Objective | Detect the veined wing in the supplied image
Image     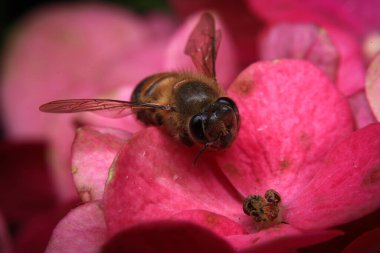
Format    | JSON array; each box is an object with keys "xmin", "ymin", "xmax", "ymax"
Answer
[
  {"xmin": 39, "ymin": 99, "xmax": 175, "ymax": 118},
  {"xmin": 185, "ymin": 12, "xmax": 221, "ymax": 80}
]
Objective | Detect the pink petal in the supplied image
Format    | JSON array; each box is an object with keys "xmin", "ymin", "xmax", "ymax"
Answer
[
  {"xmin": 259, "ymin": 22, "xmax": 339, "ymax": 82},
  {"xmin": 218, "ymin": 59, "xmax": 353, "ymax": 198},
  {"xmin": 330, "ymin": 0, "xmax": 380, "ymax": 37},
  {"xmin": 342, "ymin": 227, "xmax": 380, "ymax": 253},
  {"xmin": 248, "ymin": 0, "xmax": 366, "ymax": 96},
  {"xmin": 172, "ymin": 210, "xmax": 246, "ymax": 236},
  {"xmin": 72, "ymin": 127, "xmax": 131, "ymax": 202},
  {"xmin": 103, "ymin": 127, "xmax": 245, "ymax": 237},
  {"xmin": 164, "ymin": 12, "xmax": 238, "ymax": 88},
  {"xmin": 285, "ymin": 123, "xmax": 380, "ymax": 229},
  {"xmin": 328, "ymin": 26, "xmax": 366, "ymax": 96},
  {"xmin": 362, "ymin": 32, "xmax": 380, "ymax": 63},
  {"xmin": 45, "ymin": 202, "xmax": 106, "ymax": 253},
  {"xmin": 228, "ymin": 224, "xmax": 342, "ymax": 252},
  {"xmin": 366, "ymin": 53, "xmax": 380, "ymax": 121},
  {"xmin": 102, "ymin": 220, "xmax": 235, "ymax": 253},
  {"xmin": 2, "ymin": 3, "xmax": 161, "ymax": 139},
  {"xmin": 348, "ymin": 90, "xmax": 376, "ymax": 129}
]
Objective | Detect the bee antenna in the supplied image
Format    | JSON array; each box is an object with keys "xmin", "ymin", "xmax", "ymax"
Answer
[{"xmin": 192, "ymin": 142, "xmax": 212, "ymax": 165}]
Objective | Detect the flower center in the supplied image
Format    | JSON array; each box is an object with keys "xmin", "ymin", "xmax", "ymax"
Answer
[{"xmin": 243, "ymin": 189, "xmax": 282, "ymax": 227}]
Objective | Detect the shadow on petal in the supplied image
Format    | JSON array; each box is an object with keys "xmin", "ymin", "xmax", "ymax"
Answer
[{"xmin": 102, "ymin": 220, "xmax": 235, "ymax": 253}]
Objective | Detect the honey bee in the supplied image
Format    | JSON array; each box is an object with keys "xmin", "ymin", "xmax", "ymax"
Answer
[{"xmin": 39, "ymin": 13, "xmax": 240, "ymax": 162}]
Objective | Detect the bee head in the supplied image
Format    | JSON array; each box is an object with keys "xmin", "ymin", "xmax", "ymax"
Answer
[{"xmin": 189, "ymin": 97, "xmax": 240, "ymax": 154}]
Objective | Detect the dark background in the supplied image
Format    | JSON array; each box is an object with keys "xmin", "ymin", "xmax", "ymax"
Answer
[
  {"xmin": 0, "ymin": 0, "xmax": 170, "ymax": 34},
  {"xmin": 1, "ymin": 0, "xmax": 170, "ymax": 44}
]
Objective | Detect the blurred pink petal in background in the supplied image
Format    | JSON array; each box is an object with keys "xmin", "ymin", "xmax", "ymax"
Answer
[
  {"xmin": 1, "ymin": 3, "xmax": 176, "ymax": 201},
  {"xmin": 366, "ymin": 53, "xmax": 380, "ymax": 121}
]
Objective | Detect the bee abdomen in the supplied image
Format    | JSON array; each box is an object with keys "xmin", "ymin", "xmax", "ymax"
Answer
[{"xmin": 131, "ymin": 73, "xmax": 176, "ymax": 126}]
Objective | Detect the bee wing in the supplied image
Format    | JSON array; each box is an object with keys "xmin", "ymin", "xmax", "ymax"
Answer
[
  {"xmin": 185, "ymin": 12, "xmax": 221, "ymax": 80},
  {"xmin": 39, "ymin": 99, "xmax": 175, "ymax": 118}
]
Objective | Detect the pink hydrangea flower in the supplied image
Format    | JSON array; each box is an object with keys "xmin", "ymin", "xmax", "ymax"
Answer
[
  {"xmin": 258, "ymin": 22, "xmax": 339, "ymax": 82},
  {"xmin": 3, "ymin": 2, "xmax": 380, "ymax": 252},
  {"xmin": 45, "ymin": 59, "xmax": 380, "ymax": 252},
  {"xmin": 257, "ymin": 21, "xmax": 365, "ymax": 97}
]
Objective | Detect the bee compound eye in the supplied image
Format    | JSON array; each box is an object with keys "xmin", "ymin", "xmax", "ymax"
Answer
[
  {"xmin": 216, "ymin": 97, "xmax": 239, "ymax": 123},
  {"xmin": 189, "ymin": 113, "xmax": 207, "ymax": 143},
  {"xmin": 216, "ymin": 97, "xmax": 237, "ymax": 111}
]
